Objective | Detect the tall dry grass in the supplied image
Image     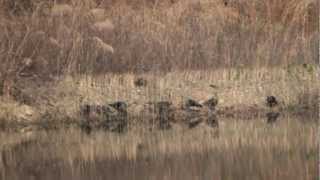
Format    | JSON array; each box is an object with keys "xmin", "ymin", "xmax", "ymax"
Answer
[
  {"xmin": 107, "ymin": 0, "xmax": 318, "ymax": 71},
  {"xmin": 0, "ymin": 2, "xmax": 318, "ymax": 178},
  {"xmin": 0, "ymin": 0, "xmax": 318, "ymax": 97}
]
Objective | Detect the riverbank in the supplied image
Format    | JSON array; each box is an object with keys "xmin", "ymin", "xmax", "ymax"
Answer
[{"xmin": 0, "ymin": 66, "xmax": 317, "ymax": 132}]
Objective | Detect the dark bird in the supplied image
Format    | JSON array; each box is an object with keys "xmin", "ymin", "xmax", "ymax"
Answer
[
  {"xmin": 266, "ymin": 112, "xmax": 280, "ymax": 124},
  {"xmin": 203, "ymin": 97, "xmax": 218, "ymax": 110},
  {"xmin": 109, "ymin": 101, "xmax": 128, "ymax": 112},
  {"xmin": 185, "ymin": 99, "xmax": 202, "ymax": 109},
  {"xmin": 209, "ymin": 84, "xmax": 219, "ymax": 89},
  {"xmin": 134, "ymin": 78, "xmax": 147, "ymax": 87},
  {"xmin": 266, "ymin": 96, "xmax": 278, "ymax": 108}
]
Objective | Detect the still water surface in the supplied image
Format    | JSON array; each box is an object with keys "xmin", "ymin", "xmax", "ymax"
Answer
[{"xmin": 0, "ymin": 116, "xmax": 317, "ymax": 180}]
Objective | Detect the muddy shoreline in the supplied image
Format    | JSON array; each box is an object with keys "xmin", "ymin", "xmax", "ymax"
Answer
[{"xmin": 0, "ymin": 103, "xmax": 316, "ymax": 133}]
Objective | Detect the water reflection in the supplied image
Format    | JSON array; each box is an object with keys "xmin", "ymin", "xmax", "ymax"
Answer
[{"xmin": 0, "ymin": 115, "xmax": 317, "ymax": 180}]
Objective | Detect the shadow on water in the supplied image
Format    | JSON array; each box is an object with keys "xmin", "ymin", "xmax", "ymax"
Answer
[{"xmin": 0, "ymin": 115, "xmax": 317, "ymax": 180}]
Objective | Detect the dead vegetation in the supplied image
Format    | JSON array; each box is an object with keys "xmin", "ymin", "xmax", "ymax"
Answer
[
  {"xmin": 0, "ymin": 1, "xmax": 318, "ymax": 179},
  {"xmin": 0, "ymin": 0, "xmax": 318, "ymax": 97}
]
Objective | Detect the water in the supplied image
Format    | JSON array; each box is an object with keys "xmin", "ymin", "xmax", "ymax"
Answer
[{"xmin": 0, "ymin": 116, "xmax": 317, "ymax": 180}]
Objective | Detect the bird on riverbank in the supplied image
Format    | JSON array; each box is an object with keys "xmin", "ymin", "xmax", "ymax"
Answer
[
  {"xmin": 266, "ymin": 96, "xmax": 278, "ymax": 108},
  {"xmin": 185, "ymin": 99, "xmax": 202, "ymax": 110},
  {"xmin": 265, "ymin": 96, "xmax": 280, "ymax": 124},
  {"xmin": 134, "ymin": 78, "xmax": 147, "ymax": 87},
  {"xmin": 109, "ymin": 101, "xmax": 128, "ymax": 113}
]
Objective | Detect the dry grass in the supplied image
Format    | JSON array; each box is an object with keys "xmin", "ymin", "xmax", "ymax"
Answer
[
  {"xmin": 0, "ymin": 65, "xmax": 317, "ymax": 124},
  {"xmin": 38, "ymin": 65, "xmax": 315, "ymax": 120},
  {"xmin": 0, "ymin": 0, "xmax": 318, "ymax": 96},
  {"xmin": 0, "ymin": 1, "xmax": 318, "ymax": 179}
]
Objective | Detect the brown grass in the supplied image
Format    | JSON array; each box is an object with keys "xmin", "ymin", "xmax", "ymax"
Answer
[
  {"xmin": 0, "ymin": 1, "xmax": 318, "ymax": 179},
  {"xmin": 0, "ymin": 0, "xmax": 318, "ymax": 107},
  {"xmin": 35, "ymin": 66, "xmax": 319, "ymax": 119},
  {"xmin": 0, "ymin": 0, "xmax": 318, "ymax": 93}
]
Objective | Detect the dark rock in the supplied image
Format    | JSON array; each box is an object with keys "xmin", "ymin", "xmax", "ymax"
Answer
[
  {"xmin": 134, "ymin": 78, "xmax": 147, "ymax": 87},
  {"xmin": 266, "ymin": 112, "xmax": 280, "ymax": 124},
  {"xmin": 207, "ymin": 114, "xmax": 219, "ymax": 128},
  {"xmin": 266, "ymin": 96, "xmax": 278, "ymax": 108},
  {"xmin": 203, "ymin": 97, "xmax": 218, "ymax": 110}
]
